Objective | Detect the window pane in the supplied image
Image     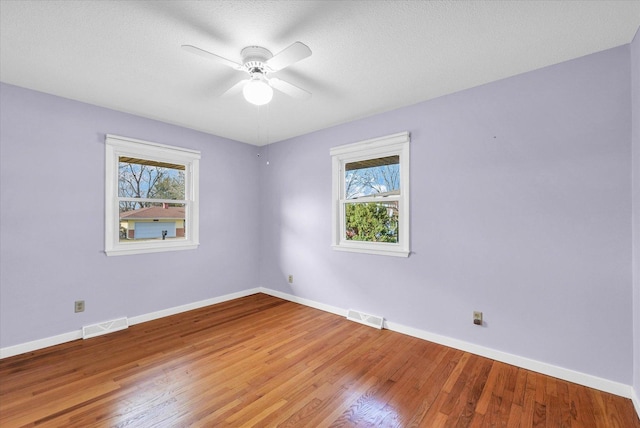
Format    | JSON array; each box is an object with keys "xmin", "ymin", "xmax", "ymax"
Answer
[
  {"xmin": 118, "ymin": 157, "xmax": 185, "ymax": 200},
  {"xmin": 344, "ymin": 156, "xmax": 400, "ymax": 199},
  {"xmin": 119, "ymin": 202, "xmax": 186, "ymax": 241},
  {"xmin": 345, "ymin": 201, "xmax": 398, "ymax": 243}
]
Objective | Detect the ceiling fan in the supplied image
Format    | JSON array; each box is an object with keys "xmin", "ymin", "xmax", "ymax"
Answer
[{"xmin": 182, "ymin": 41, "xmax": 312, "ymax": 106}]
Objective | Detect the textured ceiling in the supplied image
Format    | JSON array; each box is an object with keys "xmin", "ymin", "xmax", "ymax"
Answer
[{"xmin": 1, "ymin": 0, "xmax": 639, "ymax": 145}]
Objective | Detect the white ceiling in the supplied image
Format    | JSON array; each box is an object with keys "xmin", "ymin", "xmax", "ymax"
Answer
[{"xmin": 1, "ymin": 1, "xmax": 639, "ymax": 146}]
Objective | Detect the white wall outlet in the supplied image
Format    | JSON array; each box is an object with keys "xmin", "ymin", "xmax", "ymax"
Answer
[
  {"xmin": 287, "ymin": 274, "xmax": 293, "ymax": 284},
  {"xmin": 75, "ymin": 300, "xmax": 85, "ymax": 313},
  {"xmin": 473, "ymin": 311, "xmax": 483, "ymax": 325}
]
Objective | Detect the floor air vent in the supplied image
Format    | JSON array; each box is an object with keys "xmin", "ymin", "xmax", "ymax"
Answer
[
  {"xmin": 82, "ymin": 317, "xmax": 128, "ymax": 339},
  {"xmin": 346, "ymin": 309, "xmax": 384, "ymax": 329}
]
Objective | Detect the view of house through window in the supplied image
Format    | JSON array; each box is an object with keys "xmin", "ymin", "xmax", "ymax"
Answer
[
  {"xmin": 118, "ymin": 157, "xmax": 186, "ymax": 241},
  {"xmin": 344, "ymin": 156, "xmax": 400, "ymax": 243},
  {"xmin": 105, "ymin": 134, "xmax": 200, "ymax": 256}
]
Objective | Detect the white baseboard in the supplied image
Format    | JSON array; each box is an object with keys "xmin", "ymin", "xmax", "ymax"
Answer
[
  {"xmin": 128, "ymin": 288, "xmax": 261, "ymax": 326},
  {"xmin": 0, "ymin": 288, "xmax": 261, "ymax": 359},
  {"xmin": 0, "ymin": 330, "xmax": 83, "ymax": 360},
  {"xmin": 260, "ymin": 287, "xmax": 635, "ymax": 400},
  {"xmin": 384, "ymin": 320, "xmax": 632, "ymax": 398},
  {"xmin": 1, "ymin": 286, "xmax": 636, "ymax": 411},
  {"xmin": 259, "ymin": 288, "xmax": 347, "ymax": 318}
]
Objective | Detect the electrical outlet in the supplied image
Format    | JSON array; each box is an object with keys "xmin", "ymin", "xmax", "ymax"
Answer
[
  {"xmin": 473, "ymin": 311, "xmax": 483, "ymax": 325},
  {"xmin": 75, "ymin": 300, "xmax": 85, "ymax": 313},
  {"xmin": 288, "ymin": 274, "xmax": 293, "ymax": 284}
]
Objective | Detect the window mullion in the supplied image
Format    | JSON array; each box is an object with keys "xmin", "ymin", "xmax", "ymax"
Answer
[
  {"xmin": 118, "ymin": 197, "xmax": 189, "ymax": 204},
  {"xmin": 342, "ymin": 196, "xmax": 401, "ymax": 204}
]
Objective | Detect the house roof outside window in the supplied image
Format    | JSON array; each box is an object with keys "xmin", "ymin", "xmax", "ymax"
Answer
[{"xmin": 120, "ymin": 205, "xmax": 185, "ymax": 220}]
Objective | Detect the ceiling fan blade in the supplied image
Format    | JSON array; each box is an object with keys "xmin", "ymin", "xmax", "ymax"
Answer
[
  {"xmin": 268, "ymin": 78, "xmax": 312, "ymax": 100},
  {"xmin": 222, "ymin": 79, "xmax": 249, "ymax": 97},
  {"xmin": 266, "ymin": 42, "xmax": 311, "ymax": 71},
  {"xmin": 182, "ymin": 45, "xmax": 243, "ymax": 70}
]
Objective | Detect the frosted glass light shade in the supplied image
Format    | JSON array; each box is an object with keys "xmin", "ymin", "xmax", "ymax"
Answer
[{"xmin": 243, "ymin": 80, "xmax": 273, "ymax": 106}]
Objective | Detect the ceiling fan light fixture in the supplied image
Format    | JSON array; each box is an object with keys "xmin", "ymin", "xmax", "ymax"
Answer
[
  {"xmin": 183, "ymin": 41, "xmax": 311, "ymax": 105},
  {"xmin": 243, "ymin": 79, "xmax": 273, "ymax": 106}
]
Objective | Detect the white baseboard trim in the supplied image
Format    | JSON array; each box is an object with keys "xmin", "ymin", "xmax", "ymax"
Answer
[
  {"xmin": 1, "ymin": 286, "xmax": 636, "ymax": 410},
  {"xmin": 128, "ymin": 288, "xmax": 261, "ymax": 326},
  {"xmin": 0, "ymin": 288, "xmax": 262, "ymax": 360},
  {"xmin": 261, "ymin": 287, "xmax": 635, "ymax": 400},
  {"xmin": 384, "ymin": 320, "xmax": 632, "ymax": 399},
  {"xmin": 259, "ymin": 288, "xmax": 347, "ymax": 317},
  {"xmin": 0, "ymin": 330, "xmax": 82, "ymax": 360}
]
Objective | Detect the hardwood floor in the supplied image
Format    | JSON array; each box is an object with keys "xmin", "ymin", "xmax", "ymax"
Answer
[{"xmin": 0, "ymin": 294, "xmax": 638, "ymax": 427}]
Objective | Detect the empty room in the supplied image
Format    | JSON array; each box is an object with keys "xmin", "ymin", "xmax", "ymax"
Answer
[{"xmin": 1, "ymin": 1, "xmax": 640, "ymax": 426}]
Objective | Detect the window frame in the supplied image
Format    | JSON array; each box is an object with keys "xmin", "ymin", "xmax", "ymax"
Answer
[
  {"xmin": 331, "ymin": 131, "xmax": 410, "ymax": 257},
  {"xmin": 104, "ymin": 134, "xmax": 200, "ymax": 256}
]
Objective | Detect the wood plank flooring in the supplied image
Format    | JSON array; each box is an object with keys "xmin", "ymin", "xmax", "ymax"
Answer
[{"xmin": 0, "ymin": 293, "xmax": 638, "ymax": 427}]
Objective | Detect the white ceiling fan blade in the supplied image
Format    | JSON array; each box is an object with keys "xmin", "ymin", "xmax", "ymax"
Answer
[
  {"xmin": 222, "ymin": 79, "xmax": 249, "ymax": 97},
  {"xmin": 268, "ymin": 78, "xmax": 312, "ymax": 100},
  {"xmin": 182, "ymin": 45, "xmax": 243, "ymax": 70},
  {"xmin": 266, "ymin": 42, "xmax": 311, "ymax": 71}
]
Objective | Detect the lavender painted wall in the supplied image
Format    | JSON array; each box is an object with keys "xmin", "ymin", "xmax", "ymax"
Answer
[
  {"xmin": 0, "ymin": 83, "xmax": 261, "ymax": 348},
  {"xmin": 631, "ymin": 27, "xmax": 640, "ymax": 405},
  {"xmin": 0, "ymin": 42, "xmax": 636, "ymax": 394},
  {"xmin": 259, "ymin": 46, "xmax": 633, "ymax": 384}
]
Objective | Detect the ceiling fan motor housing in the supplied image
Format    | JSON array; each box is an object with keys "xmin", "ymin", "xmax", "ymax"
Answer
[{"xmin": 241, "ymin": 46, "xmax": 273, "ymax": 75}]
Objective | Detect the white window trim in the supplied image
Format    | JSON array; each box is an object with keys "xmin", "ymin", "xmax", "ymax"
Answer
[
  {"xmin": 331, "ymin": 131, "xmax": 410, "ymax": 257},
  {"xmin": 105, "ymin": 134, "xmax": 200, "ymax": 256}
]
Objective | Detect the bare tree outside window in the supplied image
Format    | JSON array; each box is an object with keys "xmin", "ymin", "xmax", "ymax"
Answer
[{"xmin": 118, "ymin": 158, "xmax": 185, "ymax": 212}]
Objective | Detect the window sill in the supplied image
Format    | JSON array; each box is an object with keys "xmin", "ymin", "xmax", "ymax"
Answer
[
  {"xmin": 331, "ymin": 244, "xmax": 410, "ymax": 258},
  {"xmin": 105, "ymin": 242, "xmax": 199, "ymax": 257}
]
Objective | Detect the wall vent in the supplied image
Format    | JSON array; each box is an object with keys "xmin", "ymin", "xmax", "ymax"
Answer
[
  {"xmin": 346, "ymin": 309, "xmax": 384, "ymax": 329},
  {"xmin": 82, "ymin": 317, "xmax": 128, "ymax": 339}
]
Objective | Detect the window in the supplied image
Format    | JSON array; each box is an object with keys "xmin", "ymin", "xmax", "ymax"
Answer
[
  {"xmin": 105, "ymin": 134, "xmax": 200, "ymax": 256},
  {"xmin": 331, "ymin": 132, "xmax": 410, "ymax": 257}
]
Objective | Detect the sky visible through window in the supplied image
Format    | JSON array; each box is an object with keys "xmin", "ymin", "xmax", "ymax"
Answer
[{"xmin": 345, "ymin": 157, "xmax": 400, "ymax": 199}]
